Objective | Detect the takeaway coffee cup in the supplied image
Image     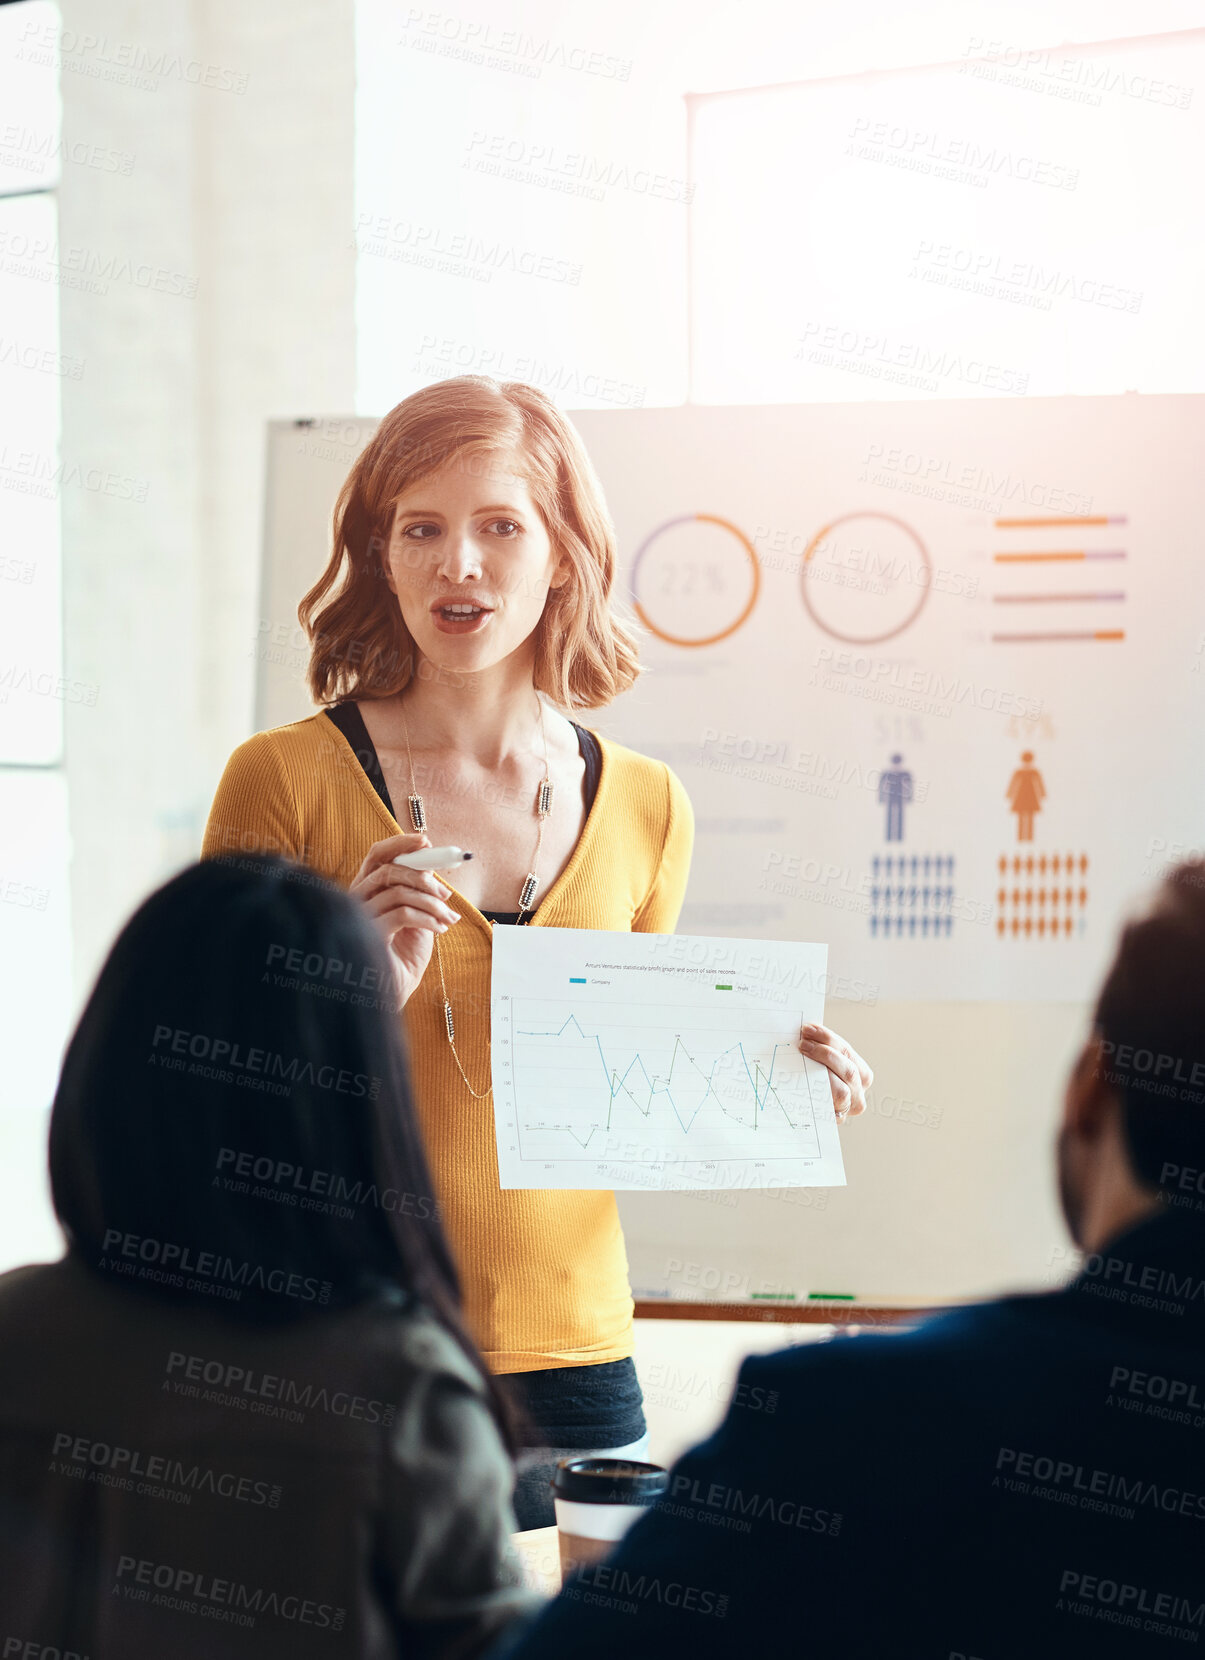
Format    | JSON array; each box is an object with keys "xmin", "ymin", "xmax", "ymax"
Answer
[{"xmin": 552, "ymin": 1458, "xmax": 669, "ymax": 1583}]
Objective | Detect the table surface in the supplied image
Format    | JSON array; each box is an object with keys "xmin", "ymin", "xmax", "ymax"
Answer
[{"xmin": 510, "ymin": 1526, "xmax": 563, "ymax": 1597}]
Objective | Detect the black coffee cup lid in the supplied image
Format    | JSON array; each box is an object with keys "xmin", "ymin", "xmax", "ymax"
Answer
[{"xmin": 551, "ymin": 1457, "xmax": 669, "ymax": 1504}]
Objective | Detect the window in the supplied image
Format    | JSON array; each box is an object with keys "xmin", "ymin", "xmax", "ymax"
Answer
[
  {"xmin": 689, "ymin": 33, "xmax": 1205, "ymax": 402},
  {"xmin": 354, "ymin": 0, "xmax": 689, "ymax": 414}
]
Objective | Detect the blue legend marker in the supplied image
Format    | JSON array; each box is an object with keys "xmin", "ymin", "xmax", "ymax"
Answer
[{"xmin": 569, "ymin": 977, "xmax": 587, "ymax": 984}]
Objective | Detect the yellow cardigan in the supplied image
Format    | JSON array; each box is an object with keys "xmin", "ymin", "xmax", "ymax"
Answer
[{"xmin": 201, "ymin": 711, "xmax": 694, "ymax": 1373}]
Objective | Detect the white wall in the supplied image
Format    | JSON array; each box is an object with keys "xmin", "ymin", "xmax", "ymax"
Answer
[{"xmin": 58, "ymin": 0, "xmax": 357, "ymax": 1008}]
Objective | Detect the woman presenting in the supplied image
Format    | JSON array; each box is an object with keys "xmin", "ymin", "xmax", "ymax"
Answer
[{"xmin": 203, "ymin": 377, "xmax": 873, "ymax": 1527}]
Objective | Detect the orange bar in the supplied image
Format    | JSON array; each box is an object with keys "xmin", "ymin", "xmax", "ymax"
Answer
[
  {"xmin": 994, "ymin": 551, "xmax": 1086, "ymax": 562},
  {"xmin": 994, "ymin": 515, "xmax": 1121, "ymax": 528}
]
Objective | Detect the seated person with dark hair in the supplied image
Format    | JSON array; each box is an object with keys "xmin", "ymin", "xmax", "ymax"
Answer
[
  {"xmin": 500, "ymin": 860, "xmax": 1205, "ymax": 1659},
  {"xmin": 0, "ymin": 854, "xmax": 536, "ymax": 1659}
]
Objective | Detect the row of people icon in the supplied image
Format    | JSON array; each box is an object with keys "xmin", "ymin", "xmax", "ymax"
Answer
[
  {"xmin": 871, "ymin": 854, "xmax": 954, "ymax": 878},
  {"xmin": 1000, "ymin": 914, "xmax": 1084, "ymax": 938},
  {"xmin": 872, "ymin": 913, "xmax": 953, "ymax": 937},
  {"xmin": 1000, "ymin": 887, "xmax": 1088, "ymax": 909},
  {"xmin": 872, "ymin": 885, "xmax": 955, "ymax": 909},
  {"xmin": 999, "ymin": 852, "xmax": 1089, "ymax": 877}
]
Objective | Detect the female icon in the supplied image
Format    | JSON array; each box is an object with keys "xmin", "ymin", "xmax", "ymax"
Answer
[{"xmin": 1007, "ymin": 751, "xmax": 1046, "ymax": 842}]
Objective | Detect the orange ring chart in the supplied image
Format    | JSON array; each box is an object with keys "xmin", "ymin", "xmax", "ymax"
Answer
[
  {"xmin": 628, "ymin": 514, "xmax": 761, "ymax": 648},
  {"xmin": 800, "ymin": 512, "xmax": 932, "ymax": 645}
]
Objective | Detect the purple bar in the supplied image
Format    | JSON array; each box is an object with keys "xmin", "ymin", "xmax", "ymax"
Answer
[{"xmin": 992, "ymin": 593, "xmax": 1125, "ymax": 604}]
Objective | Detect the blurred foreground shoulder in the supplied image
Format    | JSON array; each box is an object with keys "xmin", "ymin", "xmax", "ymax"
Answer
[{"xmin": 380, "ymin": 1307, "xmax": 541, "ymax": 1658}]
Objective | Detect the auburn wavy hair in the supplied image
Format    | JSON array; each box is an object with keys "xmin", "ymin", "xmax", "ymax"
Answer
[{"xmin": 299, "ymin": 377, "xmax": 643, "ymax": 711}]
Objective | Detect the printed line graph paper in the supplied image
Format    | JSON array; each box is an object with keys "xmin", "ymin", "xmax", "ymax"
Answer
[
  {"xmin": 511, "ymin": 1006, "xmax": 820, "ymax": 1158},
  {"xmin": 491, "ymin": 928, "xmax": 845, "ymax": 1191}
]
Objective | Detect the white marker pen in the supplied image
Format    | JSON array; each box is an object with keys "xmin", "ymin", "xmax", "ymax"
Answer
[{"xmin": 392, "ymin": 845, "xmax": 474, "ymax": 872}]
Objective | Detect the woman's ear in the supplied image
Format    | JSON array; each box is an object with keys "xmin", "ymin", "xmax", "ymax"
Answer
[
  {"xmin": 1064, "ymin": 1033, "xmax": 1115, "ymax": 1142},
  {"xmin": 366, "ymin": 525, "xmax": 397, "ymax": 594}
]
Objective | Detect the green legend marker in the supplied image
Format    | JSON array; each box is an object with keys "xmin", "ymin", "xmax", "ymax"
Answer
[
  {"xmin": 808, "ymin": 1293, "xmax": 856, "ymax": 1302},
  {"xmin": 715, "ymin": 983, "xmax": 732, "ymax": 990},
  {"xmin": 751, "ymin": 1291, "xmax": 796, "ymax": 1301}
]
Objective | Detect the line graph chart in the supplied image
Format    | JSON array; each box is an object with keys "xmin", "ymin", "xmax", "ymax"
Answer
[
  {"xmin": 509, "ymin": 1006, "xmax": 820, "ymax": 1156},
  {"xmin": 491, "ymin": 928, "xmax": 845, "ymax": 1190}
]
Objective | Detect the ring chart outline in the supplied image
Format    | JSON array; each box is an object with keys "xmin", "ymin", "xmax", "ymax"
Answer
[
  {"xmin": 629, "ymin": 514, "xmax": 761, "ymax": 648},
  {"xmin": 800, "ymin": 511, "xmax": 932, "ymax": 645}
]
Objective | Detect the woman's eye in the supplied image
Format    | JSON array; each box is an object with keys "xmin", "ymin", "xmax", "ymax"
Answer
[
  {"xmin": 401, "ymin": 523, "xmax": 439, "ymax": 540},
  {"xmin": 489, "ymin": 519, "xmax": 520, "ymax": 537}
]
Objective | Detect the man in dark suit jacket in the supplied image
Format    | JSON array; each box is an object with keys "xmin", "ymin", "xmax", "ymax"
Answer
[{"xmin": 501, "ymin": 860, "xmax": 1205, "ymax": 1659}]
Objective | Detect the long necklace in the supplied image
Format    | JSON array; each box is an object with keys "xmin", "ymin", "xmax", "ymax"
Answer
[{"xmin": 399, "ymin": 694, "xmax": 554, "ymax": 1099}]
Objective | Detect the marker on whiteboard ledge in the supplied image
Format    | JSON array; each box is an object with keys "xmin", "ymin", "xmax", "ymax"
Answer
[{"xmin": 393, "ymin": 846, "xmax": 473, "ymax": 871}]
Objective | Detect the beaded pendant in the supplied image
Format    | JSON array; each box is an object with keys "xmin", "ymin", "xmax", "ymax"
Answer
[{"xmin": 408, "ymin": 794, "xmax": 426, "ymax": 832}]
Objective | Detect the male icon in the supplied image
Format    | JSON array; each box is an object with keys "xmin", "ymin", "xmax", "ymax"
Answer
[
  {"xmin": 878, "ymin": 754, "xmax": 913, "ymax": 843},
  {"xmin": 1007, "ymin": 751, "xmax": 1046, "ymax": 842}
]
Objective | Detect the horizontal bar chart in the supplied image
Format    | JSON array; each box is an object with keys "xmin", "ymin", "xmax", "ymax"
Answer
[
  {"xmin": 991, "ymin": 629, "xmax": 1125, "ymax": 643},
  {"xmin": 993, "ymin": 550, "xmax": 1126, "ymax": 563},
  {"xmin": 993, "ymin": 514, "xmax": 1128, "ymax": 528},
  {"xmin": 992, "ymin": 592, "xmax": 1124, "ymax": 604}
]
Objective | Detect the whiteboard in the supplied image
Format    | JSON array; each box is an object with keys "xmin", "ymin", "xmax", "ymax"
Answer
[
  {"xmin": 256, "ymin": 398, "xmax": 1204, "ymax": 1304},
  {"xmin": 571, "ymin": 397, "xmax": 1205, "ymax": 1003},
  {"xmin": 257, "ymin": 418, "xmax": 381, "ymax": 733}
]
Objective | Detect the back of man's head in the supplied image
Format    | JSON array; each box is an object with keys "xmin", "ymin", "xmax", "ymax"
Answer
[{"xmin": 1095, "ymin": 859, "xmax": 1205, "ymax": 1198}]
